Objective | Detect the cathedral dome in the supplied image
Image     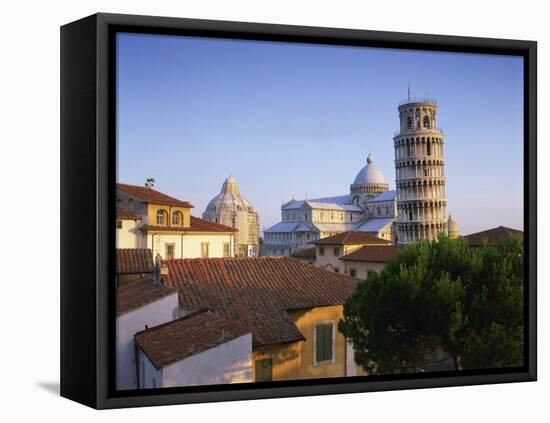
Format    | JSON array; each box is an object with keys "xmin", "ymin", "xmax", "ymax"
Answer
[{"xmin": 353, "ymin": 154, "xmax": 387, "ymax": 185}]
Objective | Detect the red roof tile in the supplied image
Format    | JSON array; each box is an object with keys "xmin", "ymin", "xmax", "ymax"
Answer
[
  {"xmin": 135, "ymin": 309, "xmax": 250, "ymax": 368},
  {"xmin": 139, "ymin": 216, "xmax": 237, "ymax": 234},
  {"xmin": 116, "ymin": 248, "xmax": 154, "ymax": 274},
  {"xmin": 310, "ymin": 231, "xmax": 392, "ymax": 246},
  {"xmin": 117, "ymin": 183, "xmax": 194, "ymax": 208},
  {"xmin": 116, "ymin": 208, "xmax": 140, "ymax": 220},
  {"xmin": 463, "ymin": 226, "xmax": 523, "ymax": 247},
  {"xmin": 116, "ymin": 276, "xmax": 177, "ymax": 316},
  {"xmin": 164, "ymin": 257, "xmax": 357, "ymax": 347},
  {"xmin": 340, "ymin": 245, "xmax": 403, "ymax": 263}
]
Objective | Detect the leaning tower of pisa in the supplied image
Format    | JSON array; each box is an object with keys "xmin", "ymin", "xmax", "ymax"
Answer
[{"xmin": 393, "ymin": 97, "xmax": 448, "ymax": 244}]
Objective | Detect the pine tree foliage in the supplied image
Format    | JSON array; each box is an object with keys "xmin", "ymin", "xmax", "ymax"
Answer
[{"xmin": 338, "ymin": 235, "xmax": 524, "ymax": 374}]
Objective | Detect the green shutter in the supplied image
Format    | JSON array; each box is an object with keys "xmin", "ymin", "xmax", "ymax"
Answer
[
  {"xmin": 316, "ymin": 324, "xmax": 333, "ymax": 362},
  {"xmin": 255, "ymin": 359, "xmax": 272, "ymax": 382}
]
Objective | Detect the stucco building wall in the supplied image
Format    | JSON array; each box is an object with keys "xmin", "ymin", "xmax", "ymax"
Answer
[
  {"xmin": 116, "ymin": 293, "xmax": 179, "ymax": 390},
  {"xmin": 138, "ymin": 232, "xmax": 234, "ymax": 259},
  {"xmin": 116, "ymin": 219, "xmax": 140, "ymax": 248},
  {"xmin": 343, "ymin": 260, "xmax": 385, "ymax": 280},
  {"xmin": 158, "ymin": 333, "xmax": 253, "ymax": 387},
  {"xmin": 251, "ymin": 305, "xmax": 352, "ymax": 382}
]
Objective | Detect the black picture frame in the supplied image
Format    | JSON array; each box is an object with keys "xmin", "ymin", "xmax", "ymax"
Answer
[{"xmin": 60, "ymin": 12, "xmax": 537, "ymax": 409}]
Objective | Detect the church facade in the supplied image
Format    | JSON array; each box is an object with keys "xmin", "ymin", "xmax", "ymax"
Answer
[{"xmin": 262, "ymin": 96, "xmax": 456, "ymax": 256}]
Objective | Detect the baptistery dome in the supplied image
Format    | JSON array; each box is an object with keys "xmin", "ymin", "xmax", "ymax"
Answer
[
  {"xmin": 203, "ymin": 176, "xmax": 260, "ymax": 257},
  {"xmin": 204, "ymin": 176, "xmax": 254, "ymax": 214}
]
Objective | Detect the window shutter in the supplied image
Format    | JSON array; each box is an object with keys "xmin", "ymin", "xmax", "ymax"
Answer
[
  {"xmin": 316, "ymin": 323, "xmax": 333, "ymax": 362},
  {"xmin": 255, "ymin": 359, "xmax": 272, "ymax": 382}
]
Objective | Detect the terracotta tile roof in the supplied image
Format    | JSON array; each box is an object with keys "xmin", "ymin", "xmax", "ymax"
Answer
[
  {"xmin": 340, "ymin": 245, "xmax": 403, "ymax": 263},
  {"xmin": 189, "ymin": 216, "xmax": 238, "ymax": 233},
  {"xmin": 117, "ymin": 183, "xmax": 194, "ymax": 208},
  {"xmin": 290, "ymin": 247, "xmax": 316, "ymax": 259},
  {"xmin": 116, "ymin": 208, "xmax": 140, "ymax": 220},
  {"xmin": 463, "ymin": 226, "xmax": 523, "ymax": 247},
  {"xmin": 116, "ymin": 276, "xmax": 177, "ymax": 316},
  {"xmin": 164, "ymin": 257, "xmax": 357, "ymax": 347},
  {"xmin": 310, "ymin": 231, "xmax": 392, "ymax": 246},
  {"xmin": 139, "ymin": 216, "xmax": 237, "ymax": 234},
  {"xmin": 116, "ymin": 248, "xmax": 154, "ymax": 274},
  {"xmin": 135, "ymin": 309, "xmax": 250, "ymax": 368}
]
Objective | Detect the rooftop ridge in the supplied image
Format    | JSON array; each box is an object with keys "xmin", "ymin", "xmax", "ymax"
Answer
[{"xmin": 134, "ymin": 307, "xmax": 210, "ymax": 337}]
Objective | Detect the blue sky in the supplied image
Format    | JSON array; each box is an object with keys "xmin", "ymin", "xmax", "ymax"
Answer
[{"xmin": 116, "ymin": 33, "xmax": 524, "ymax": 235}]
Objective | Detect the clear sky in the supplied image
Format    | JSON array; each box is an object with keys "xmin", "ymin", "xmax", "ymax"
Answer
[{"xmin": 116, "ymin": 32, "xmax": 524, "ymax": 235}]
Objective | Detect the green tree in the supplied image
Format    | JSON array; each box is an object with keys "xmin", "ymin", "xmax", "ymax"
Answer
[{"xmin": 338, "ymin": 235, "xmax": 524, "ymax": 374}]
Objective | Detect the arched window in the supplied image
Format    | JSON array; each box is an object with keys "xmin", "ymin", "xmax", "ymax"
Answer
[
  {"xmin": 156, "ymin": 209, "xmax": 168, "ymax": 225},
  {"xmin": 128, "ymin": 198, "xmax": 134, "ymax": 209},
  {"xmin": 423, "ymin": 115, "xmax": 431, "ymax": 129},
  {"xmin": 172, "ymin": 211, "xmax": 183, "ymax": 226},
  {"xmin": 407, "ymin": 116, "xmax": 413, "ymax": 129},
  {"xmin": 427, "ymin": 141, "xmax": 431, "ymax": 156}
]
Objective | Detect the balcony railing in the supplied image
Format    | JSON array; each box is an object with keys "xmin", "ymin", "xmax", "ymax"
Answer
[
  {"xmin": 394, "ymin": 127, "xmax": 444, "ymax": 137},
  {"xmin": 399, "ymin": 97, "xmax": 438, "ymax": 106}
]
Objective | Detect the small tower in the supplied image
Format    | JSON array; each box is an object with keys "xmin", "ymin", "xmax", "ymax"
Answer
[
  {"xmin": 394, "ymin": 96, "xmax": 448, "ymax": 244},
  {"xmin": 448, "ymin": 215, "xmax": 460, "ymax": 239}
]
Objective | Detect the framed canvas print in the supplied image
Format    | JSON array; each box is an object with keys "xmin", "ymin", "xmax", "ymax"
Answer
[{"xmin": 60, "ymin": 13, "xmax": 537, "ymax": 409}]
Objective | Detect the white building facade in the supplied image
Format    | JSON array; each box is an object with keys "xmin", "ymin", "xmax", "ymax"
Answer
[{"xmin": 116, "ymin": 281, "xmax": 179, "ymax": 390}]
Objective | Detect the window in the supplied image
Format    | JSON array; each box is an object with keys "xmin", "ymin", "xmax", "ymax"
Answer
[
  {"xmin": 201, "ymin": 242, "xmax": 210, "ymax": 258},
  {"xmin": 116, "ymin": 220, "xmax": 122, "ymax": 229},
  {"xmin": 367, "ymin": 270, "xmax": 376, "ymax": 278},
  {"xmin": 255, "ymin": 359, "xmax": 272, "ymax": 382},
  {"xmin": 334, "ymin": 267, "xmax": 340, "ymax": 273},
  {"xmin": 223, "ymin": 242, "xmax": 230, "ymax": 257},
  {"xmin": 315, "ymin": 323, "xmax": 334, "ymax": 363},
  {"xmin": 333, "ymin": 247, "xmax": 340, "ymax": 256},
  {"xmin": 165, "ymin": 243, "xmax": 175, "ymax": 260},
  {"xmin": 128, "ymin": 198, "xmax": 134, "ymax": 209},
  {"xmin": 319, "ymin": 247, "xmax": 325, "ymax": 256},
  {"xmin": 172, "ymin": 211, "xmax": 183, "ymax": 226},
  {"xmin": 350, "ymin": 268, "xmax": 357, "ymax": 277},
  {"xmin": 156, "ymin": 209, "xmax": 167, "ymax": 225},
  {"xmin": 407, "ymin": 115, "xmax": 413, "ymax": 128},
  {"xmin": 427, "ymin": 141, "xmax": 431, "ymax": 155}
]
